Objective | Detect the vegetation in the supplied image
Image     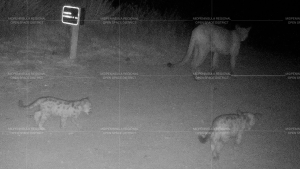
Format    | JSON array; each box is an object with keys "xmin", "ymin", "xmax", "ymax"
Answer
[{"xmin": 0, "ymin": 0, "xmax": 188, "ymax": 65}]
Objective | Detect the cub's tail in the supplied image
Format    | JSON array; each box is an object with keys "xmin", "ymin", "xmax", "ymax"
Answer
[
  {"xmin": 18, "ymin": 100, "xmax": 26, "ymax": 108},
  {"xmin": 18, "ymin": 99, "xmax": 39, "ymax": 110},
  {"xmin": 198, "ymin": 130, "xmax": 212, "ymax": 144}
]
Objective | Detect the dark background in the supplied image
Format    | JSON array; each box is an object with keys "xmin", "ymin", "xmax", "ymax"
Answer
[{"xmin": 112, "ymin": 0, "xmax": 300, "ymax": 58}]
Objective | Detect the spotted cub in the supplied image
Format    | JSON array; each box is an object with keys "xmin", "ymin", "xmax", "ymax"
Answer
[
  {"xmin": 18, "ymin": 96, "xmax": 91, "ymax": 130},
  {"xmin": 198, "ymin": 109, "xmax": 262, "ymax": 160}
]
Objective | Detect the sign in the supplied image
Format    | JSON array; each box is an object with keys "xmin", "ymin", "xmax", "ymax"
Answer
[{"xmin": 62, "ymin": 5, "xmax": 80, "ymax": 25}]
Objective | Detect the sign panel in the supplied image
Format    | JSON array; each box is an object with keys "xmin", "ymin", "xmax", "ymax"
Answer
[{"xmin": 62, "ymin": 5, "xmax": 80, "ymax": 25}]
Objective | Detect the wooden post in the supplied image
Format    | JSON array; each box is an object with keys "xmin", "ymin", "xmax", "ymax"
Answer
[{"xmin": 69, "ymin": 24, "xmax": 79, "ymax": 60}]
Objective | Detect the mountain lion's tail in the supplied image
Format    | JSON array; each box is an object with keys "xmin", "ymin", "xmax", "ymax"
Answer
[
  {"xmin": 198, "ymin": 130, "xmax": 212, "ymax": 144},
  {"xmin": 167, "ymin": 33, "xmax": 196, "ymax": 68}
]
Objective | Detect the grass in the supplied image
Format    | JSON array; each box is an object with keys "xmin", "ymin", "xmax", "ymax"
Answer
[{"xmin": 0, "ymin": 0, "xmax": 190, "ymax": 66}]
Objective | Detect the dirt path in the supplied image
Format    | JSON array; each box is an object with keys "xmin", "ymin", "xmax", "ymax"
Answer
[{"xmin": 0, "ymin": 57, "xmax": 300, "ymax": 169}]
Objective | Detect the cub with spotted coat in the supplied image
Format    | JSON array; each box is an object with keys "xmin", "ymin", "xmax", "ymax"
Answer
[
  {"xmin": 198, "ymin": 109, "xmax": 261, "ymax": 160},
  {"xmin": 18, "ymin": 96, "xmax": 91, "ymax": 130}
]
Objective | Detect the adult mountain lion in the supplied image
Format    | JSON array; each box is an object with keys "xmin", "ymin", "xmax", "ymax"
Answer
[{"xmin": 167, "ymin": 24, "xmax": 251, "ymax": 75}]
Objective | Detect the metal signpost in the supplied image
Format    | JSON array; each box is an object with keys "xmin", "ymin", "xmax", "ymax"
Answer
[{"xmin": 62, "ymin": 5, "xmax": 81, "ymax": 60}]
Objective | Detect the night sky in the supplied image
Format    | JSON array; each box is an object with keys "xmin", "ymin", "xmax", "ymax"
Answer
[{"xmin": 112, "ymin": 0, "xmax": 300, "ymax": 56}]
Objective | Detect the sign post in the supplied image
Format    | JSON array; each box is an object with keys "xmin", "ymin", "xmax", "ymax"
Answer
[
  {"xmin": 62, "ymin": 5, "xmax": 81, "ymax": 60},
  {"xmin": 69, "ymin": 24, "xmax": 79, "ymax": 60}
]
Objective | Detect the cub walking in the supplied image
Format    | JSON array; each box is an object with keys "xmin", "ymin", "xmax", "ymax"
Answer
[
  {"xmin": 18, "ymin": 96, "xmax": 91, "ymax": 130},
  {"xmin": 198, "ymin": 110, "xmax": 261, "ymax": 160}
]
